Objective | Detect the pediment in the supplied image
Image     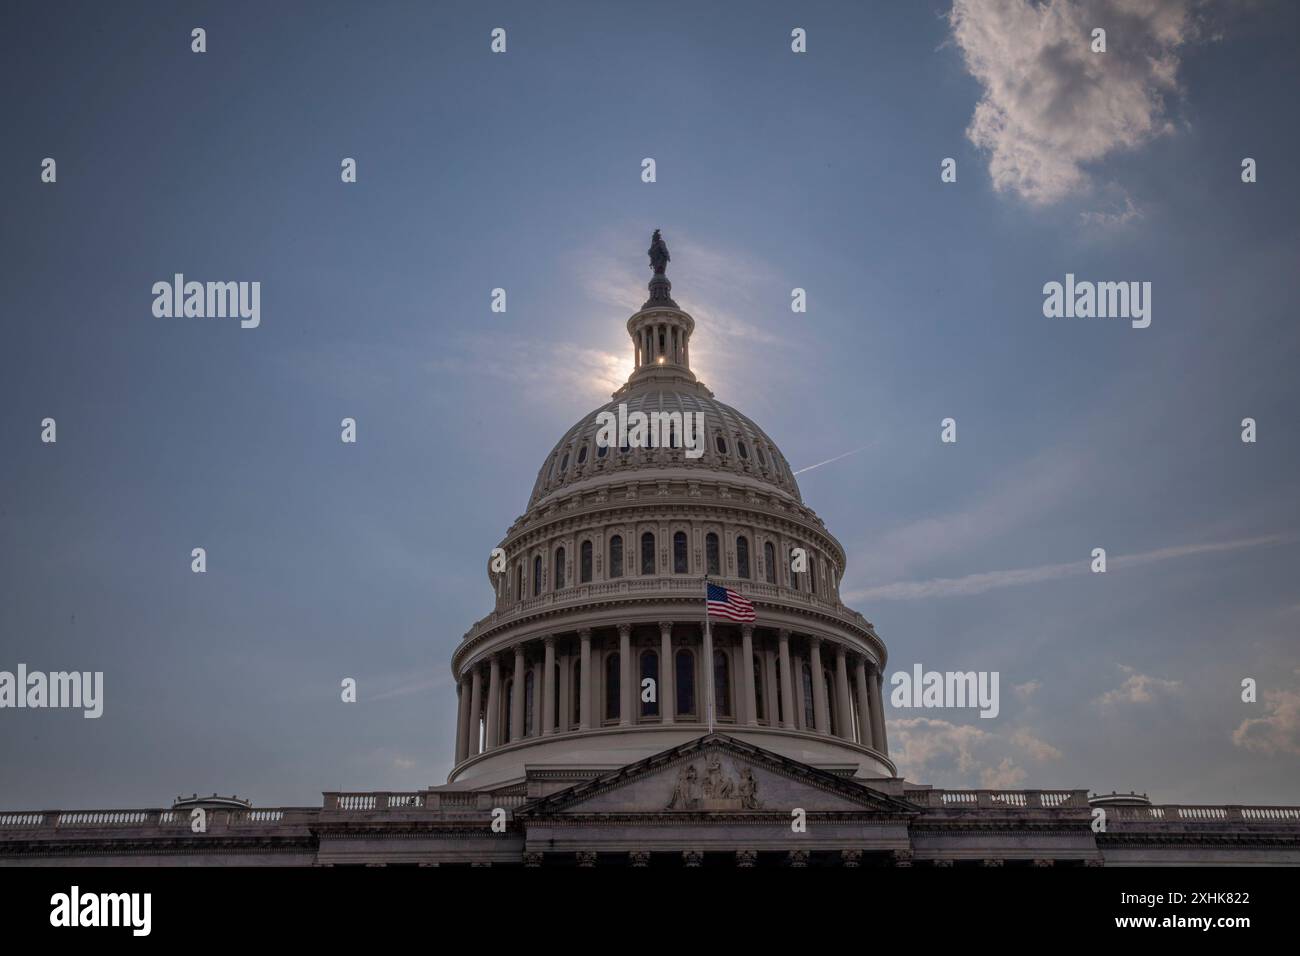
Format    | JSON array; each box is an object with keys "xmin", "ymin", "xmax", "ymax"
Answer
[{"xmin": 517, "ymin": 734, "xmax": 918, "ymax": 818}]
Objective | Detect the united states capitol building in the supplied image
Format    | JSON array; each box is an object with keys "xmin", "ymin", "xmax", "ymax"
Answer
[{"xmin": 3, "ymin": 235, "xmax": 1297, "ymax": 868}]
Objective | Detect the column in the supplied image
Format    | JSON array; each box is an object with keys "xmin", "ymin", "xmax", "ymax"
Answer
[
  {"xmin": 834, "ymin": 644, "xmax": 853, "ymax": 740},
  {"xmin": 740, "ymin": 625, "xmax": 757, "ymax": 726},
  {"xmin": 467, "ymin": 665, "xmax": 483, "ymax": 756},
  {"xmin": 579, "ymin": 629, "xmax": 592, "ymax": 730},
  {"xmin": 454, "ymin": 676, "xmax": 470, "ymax": 763},
  {"xmin": 762, "ymin": 647, "xmax": 779, "ymax": 725},
  {"xmin": 870, "ymin": 664, "xmax": 889, "ymax": 753},
  {"xmin": 854, "ymin": 657, "xmax": 874, "ymax": 748},
  {"xmin": 659, "ymin": 622, "xmax": 675, "ymax": 725},
  {"xmin": 511, "ymin": 645, "xmax": 526, "ymax": 742},
  {"xmin": 485, "ymin": 655, "xmax": 502, "ymax": 749},
  {"xmin": 619, "ymin": 624, "xmax": 633, "ymax": 726},
  {"xmin": 531, "ymin": 661, "xmax": 543, "ymax": 735},
  {"xmin": 542, "ymin": 636, "xmax": 556, "ymax": 736},
  {"xmin": 777, "ymin": 630, "xmax": 795, "ymax": 729},
  {"xmin": 809, "ymin": 637, "xmax": 829, "ymax": 734},
  {"xmin": 558, "ymin": 647, "xmax": 571, "ymax": 733}
]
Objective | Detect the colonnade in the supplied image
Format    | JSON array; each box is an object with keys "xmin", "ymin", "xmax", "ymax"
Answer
[{"xmin": 453, "ymin": 623, "xmax": 888, "ymax": 764}]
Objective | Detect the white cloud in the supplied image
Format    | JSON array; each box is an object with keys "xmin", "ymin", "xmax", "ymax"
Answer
[
  {"xmin": 1095, "ymin": 664, "xmax": 1182, "ymax": 708},
  {"xmin": 949, "ymin": 0, "xmax": 1206, "ymax": 204},
  {"xmin": 1233, "ymin": 678, "xmax": 1300, "ymax": 756},
  {"xmin": 1014, "ymin": 680, "xmax": 1042, "ymax": 700},
  {"xmin": 889, "ymin": 717, "xmax": 1062, "ymax": 787}
]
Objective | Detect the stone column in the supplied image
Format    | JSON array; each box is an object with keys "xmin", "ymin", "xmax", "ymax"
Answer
[
  {"xmin": 454, "ymin": 676, "xmax": 470, "ymax": 763},
  {"xmin": 659, "ymin": 622, "xmax": 675, "ymax": 725},
  {"xmin": 808, "ymin": 637, "xmax": 829, "ymax": 734},
  {"xmin": 541, "ymin": 636, "xmax": 556, "ymax": 736},
  {"xmin": 467, "ymin": 665, "xmax": 483, "ymax": 757},
  {"xmin": 559, "ymin": 647, "xmax": 571, "ymax": 732},
  {"xmin": 834, "ymin": 644, "xmax": 853, "ymax": 740},
  {"xmin": 619, "ymin": 624, "xmax": 633, "ymax": 725},
  {"xmin": 854, "ymin": 657, "xmax": 874, "ymax": 748},
  {"xmin": 870, "ymin": 664, "xmax": 888, "ymax": 753},
  {"xmin": 510, "ymin": 645, "xmax": 526, "ymax": 742},
  {"xmin": 531, "ymin": 661, "xmax": 543, "ymax": 736},
  {"xmin": 740, "ymin": 625, "xmax": 757, "ymax": 726},
  {"xmin": 579, "ymin": 629, "xmax": 592, "ymax": 730},
  {"xmin": 777, "ymin": 630, "xmax": 795, "ymax": 729},
  {"xmin": 762, "ymin": 647, "xmax": 778, "ymax": 725},
  {"xmin": 485, "ymin": 654, "xmax": 502, "ymax": 749}
]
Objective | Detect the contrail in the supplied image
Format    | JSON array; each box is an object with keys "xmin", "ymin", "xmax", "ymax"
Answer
[{"xmin": 793, "ymin": 445, "xmax": 871, "ymax": 476}]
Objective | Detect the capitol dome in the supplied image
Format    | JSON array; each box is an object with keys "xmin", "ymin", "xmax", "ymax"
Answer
[{"xmin": 448, "ymin": 232, "xmax": 893, "ymax": 789}]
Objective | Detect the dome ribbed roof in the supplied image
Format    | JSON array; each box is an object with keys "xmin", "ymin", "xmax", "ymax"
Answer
[{"xmin": 528, "ymin": 380, "xmax": 802, "ymax": 509}]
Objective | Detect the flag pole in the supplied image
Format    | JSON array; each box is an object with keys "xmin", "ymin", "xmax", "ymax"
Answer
[{"xmin": 703, "ymin": 576, "xmax": 715, "ymax": 733}]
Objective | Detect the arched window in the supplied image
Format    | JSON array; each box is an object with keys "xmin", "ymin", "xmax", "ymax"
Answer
[
  {"xmin": 673, "ymin": 531, "xmax": 688, "ymax": 574},
  {"xmin": 577, "ymin": 444, "xmax": 588, "ymax": 465},
  {"xmin": 753, "ymin": 654, "xmax": 766, "ymax": 722},
  {"xmin": 738, "ymin": 440, "xmax": 748, "ymax": 460},
  {"xmin": 801, "ymin": 662, "xmax": 815, "ymax": 729},
  {"xmin": 706, "ymin": 533, "xmax": 720, "ymax": 576},
  {"xmin": 756, "ymin": 446, "xmax": 767, "ymax": 467},
  {"xmin": 533, "ymin": 555, "xmax": 542, "ymax": 596},
  {"xmin": 524, "ymin": 670, "xmax": 536, "ymax": 737},
  {"xmin": 572, "ymin": 660, "xmax": 582, "ymax": 727},
  {"xmin": 597, "ymin": 442, "xmax": 608, "ymax": 458},
  {"xmin": 764, "ymin": 542, "xmax": 776, "ymax": 584},
  {"xmin": 736, "ymin": 535, "xmax": 751, "ymax": 579},
  {"xmin": 504, "ymin": 678, "xmax": 514, "ymax": 742},
  {"xmin": 640, "ymin": 531, "xmax": 656, "ymax": 575},
  {"xmin": 715, "ymin": 434, "xmax": 728, "ymax": 455},
  {"xmin": 609, "ymin": 535, "xmax": 623, "ymax": 578},
  {"xmin": 714, "ymin": 650, "xmax": 731, "ymax": 718},
  {"xmin": 676, "ymin": 649, "xmax": 696, "ymax": 718},
  {"xmin": 580, "ymin": 540, "xmax": 593, "ymax": 583},
  {"xmin": 554, "ymin": 547, "xmax": 566, "ymax": 590},
  {"xmin": 560, "ymin": 453, "xmax": 569, "ymax": 472},
  {"xmin": 824, "ymin": 671, "xmax": 836, "ymax": 735},
  {"xmin": 605, "ymin": 652, "xmax": 620, "ymax": 721},
  {"xmin": 640, "ymin": 650, "xmax": 659, "ymax": 718}
]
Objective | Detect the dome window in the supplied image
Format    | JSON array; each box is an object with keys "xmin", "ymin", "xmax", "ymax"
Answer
[
  {"xmin": 577, "ymin": 444, "xmax": 588, "ymax": 465},
  {"xmin": 737, "ymin": 441, "xmax": 748, "ymax": 460},
  {"xmin": 560, "ymin": 453, "xmax": 569, "ymax": 472},
  {"xmin": 715, "ymin": 435, "xmax": 728, "ymax": 455},
  {"xmin": 756, "ymin": 446, "xmax": 766, "ymax": 466},
  {"xmin": 597, "ymin": 443, "xmax": 608, "ymax": 458}
]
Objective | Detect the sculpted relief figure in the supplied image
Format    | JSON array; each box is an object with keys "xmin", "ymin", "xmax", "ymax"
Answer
[
  {"xmin": 737, "ymin": 767, "xmax": 762, "ymax": 810},
  {"xmin": 667, "ymin": 763, "xmax": 698, "ymax": 810},
  {"xmin": 703, "ymin": 753, "xmax": 736, "ymax": 799}
]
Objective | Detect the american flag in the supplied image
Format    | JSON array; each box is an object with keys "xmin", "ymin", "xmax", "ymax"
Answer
[{"xmin": 706, "ymin": 582, "xmax": 756, "ymax": 622}]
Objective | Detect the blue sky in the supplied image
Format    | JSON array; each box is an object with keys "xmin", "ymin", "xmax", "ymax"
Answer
[{"xmin": 1, "ymin": 0, "xmax": 1297, "ymax": 808}]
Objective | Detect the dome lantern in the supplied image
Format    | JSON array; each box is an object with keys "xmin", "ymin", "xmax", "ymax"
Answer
[{"xmin": 626, "ymin": 230, "xmax": 697, "ymax": 387}]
